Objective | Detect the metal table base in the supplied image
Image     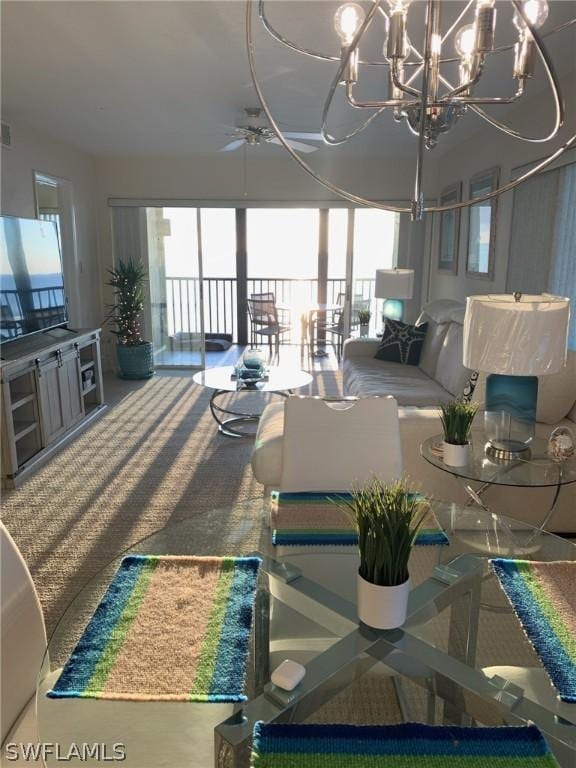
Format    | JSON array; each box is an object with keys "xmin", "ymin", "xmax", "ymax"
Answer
[{"xmin": 209, "ymin": 389, "xmax": 291, "ymax": 438}]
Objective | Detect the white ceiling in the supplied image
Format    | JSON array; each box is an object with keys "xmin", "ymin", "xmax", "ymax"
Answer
[{"xmin": 2, "ymin": 0, "xmax": 574, "ymax": 157}]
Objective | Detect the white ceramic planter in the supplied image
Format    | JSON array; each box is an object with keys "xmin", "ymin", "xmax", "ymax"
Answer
[
  {"xmin": 357, "ymin": 573, "xmax": 410, "ymax": 630},
  {"xmin": 360, "ymin": 324, "xmax": 369, "ymax": 337},
  {"xmin": 443, "ymin": 441, "xmax": 471, "ymax": 467}
]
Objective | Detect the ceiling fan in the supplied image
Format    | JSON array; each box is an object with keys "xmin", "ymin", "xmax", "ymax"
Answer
[{"xmin": 220, "ymin": 108, "xmax": 323, "ymax": 153}]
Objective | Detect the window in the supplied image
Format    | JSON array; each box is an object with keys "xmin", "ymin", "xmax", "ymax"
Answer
[
  {"xmin": 467, "ymin": 167, "xmax": 499, "ymax": 278},
  {"xmin": 247, "ymin": 209, "xmax": 319, "ymax": 280}
]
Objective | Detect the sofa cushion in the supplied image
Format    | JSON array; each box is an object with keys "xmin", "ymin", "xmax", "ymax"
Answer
[
  {"xmin": 418, "ymin": 319, "xmax": 449, "ymax": 379},
  {"xmin": 374, "ymin": 319, "xmax": 428, "ymax": 365},
  {"xmin": 536, "ymin": 351, "xmax": 576, "ymax": 424},
  {"xmin": 252, "ymin": 402, "xmax": 285, "ymax": 487},
  {"xmin": 417, "ymin": 299, "xmax": 465, "ymax": 325},
  {"xmin": 343, "ymin": 357, "xmax": 453, "ymax": 406},
  {"xmin": 434, "ymin": 323, "xmax": 472, "ymax": 397}
]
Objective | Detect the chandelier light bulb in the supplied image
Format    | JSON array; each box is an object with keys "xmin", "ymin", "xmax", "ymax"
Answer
[
  {"xmin": 334, "ymin": 3, "xmax": 365, "ymax": 46},
  {"xmin": 513, "ymin": 0, "xmax": 549, "ymax": 29},
  {"xmin": 455, "ymin": 24, "xmax": 477, "ymax": 57},
  {"xmin": 388, "ymin": 0, "xmax": 412, "ymax": 10}
]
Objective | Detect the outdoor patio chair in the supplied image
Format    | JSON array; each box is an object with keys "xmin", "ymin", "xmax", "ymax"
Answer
[{"xmin": 247, "ymin": 293, "xmax": 291, "ymax": 350}]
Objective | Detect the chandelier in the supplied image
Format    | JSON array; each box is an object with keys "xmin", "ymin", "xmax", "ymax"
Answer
[{"xmin": 246, "ymin": 0, "xmax": 576, "ymax": 219}]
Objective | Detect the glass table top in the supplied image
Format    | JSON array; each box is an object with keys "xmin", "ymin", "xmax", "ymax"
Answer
[
  {"xmin": 421, "ymin": 433, "xmax": 576, "ymax": 489},
  {"xmin": 192, "ymin": 365, "xmax": 313, "ymax": 393},
  {"xmin": 37, "ymin": 500, "xmax": 576, "ymax": 767}
]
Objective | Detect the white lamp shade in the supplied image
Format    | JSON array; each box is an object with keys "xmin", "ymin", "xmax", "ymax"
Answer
[
  {"xmin": 463, "ymin": 294, "xmax": 570, "ymax": 376},
  {"xmin": 374, "ymin": 269, "xmax": 415, "ymax": 299}
]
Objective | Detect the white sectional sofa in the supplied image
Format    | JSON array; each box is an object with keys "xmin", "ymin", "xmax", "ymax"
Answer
[
  {"xmin": 343, "ymin": 301, "xmax": 471, "ymax": 406},
  {"xmin": 252, "ymin": 300, "xmax": 576, "ymax": 532},
  {"xmin": 341, "ymin": 300, "xmax": 576, "ymax": 532}
]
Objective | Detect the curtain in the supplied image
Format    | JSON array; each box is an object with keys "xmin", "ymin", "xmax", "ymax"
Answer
[
  {"xmin": 507, "ymin": 170, "xmax": 559, "ymax": 294},
  {"xmin": 549, "ymin": 164, "xmax": 576, "ymax": 350}
]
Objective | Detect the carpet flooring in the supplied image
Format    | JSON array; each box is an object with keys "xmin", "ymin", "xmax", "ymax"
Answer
[{"xmin": 1, "ymin": 358, "xmax": 341, "ymax": 638}]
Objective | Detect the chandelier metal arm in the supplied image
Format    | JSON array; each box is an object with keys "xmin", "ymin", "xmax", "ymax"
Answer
[
  {"xmin": 413, "ymin": 0, "xmax": 437, "ymax": 219},
  {"xmin": 391, "ymin": 60, "xmax": 422, "ymax": 98},
  {"xmin": 441, "ymin": 0, "xmax": 476, "ymax": 45},
  {"xmin": 443, "ymin": 58, "xmax": 486, "ymax": 100},
  {"xmin": 345, "ymin": 84, "xmax": 411, "ymax": 110},
  {"xmin": 450, "ymin": 82, "xmax": 526, "ymax": 105}
]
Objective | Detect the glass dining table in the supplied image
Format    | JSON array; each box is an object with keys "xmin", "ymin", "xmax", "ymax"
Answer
[{"xmin": 36, "ymin": 500, "xmax": 576, "ymax": 767}]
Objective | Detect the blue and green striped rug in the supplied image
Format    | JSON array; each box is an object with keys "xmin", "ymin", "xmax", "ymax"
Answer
[
  {"xmin": 48, "ymin": 555, "xmax": 261, "ymax": 702},
  {"xmin": 250, "ymin": 723, "xmax": 559, "ymax": 767},
  {"xmin": 271, "ymin": 492, "xmax": 449, "ymax": 547}
]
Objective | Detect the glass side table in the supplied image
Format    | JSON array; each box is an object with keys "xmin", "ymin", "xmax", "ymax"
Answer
[{"xmin": 421, "ymin": 434, "xmax": 576, "ymax": 532}]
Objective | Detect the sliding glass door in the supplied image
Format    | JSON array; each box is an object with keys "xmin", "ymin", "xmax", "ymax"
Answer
[
  {"xmin": 113, "ymin": 203, "xmax": 400, "ymax": 369},
  {"xmin": 146, "ymin": 208, "xmax": 205, "ymax": 369}
]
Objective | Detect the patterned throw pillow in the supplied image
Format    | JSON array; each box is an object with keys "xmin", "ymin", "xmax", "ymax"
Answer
[{"xmin": 374, "ymin": 319, "xmax": 428, "ymax": 366}]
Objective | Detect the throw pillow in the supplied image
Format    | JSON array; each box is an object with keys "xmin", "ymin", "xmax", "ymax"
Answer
[{"xmin": 374, "ymin": 319, "xmax": 428, "ymax": 365}]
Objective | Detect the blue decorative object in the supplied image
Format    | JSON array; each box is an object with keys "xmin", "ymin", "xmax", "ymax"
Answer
[
  {"xmin": 485, "ymin": 373, "xmax": 538, "ymax": 454},
  {"xmin": 374, "ymin": 319, "xmax": 428, "ymax": 366},
  {"xmin": 243, "ymin": 348, "xmax": 266, "ymax": 370},
  {"xmin": 382, "ymin": 298, "xmax": 405, "ymax": 321}
]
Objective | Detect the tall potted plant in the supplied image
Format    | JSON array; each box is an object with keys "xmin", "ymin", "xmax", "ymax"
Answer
[
  {"xmin": 340, "ymin": 479, "xmax": 426, "ymax": 629},
  {"xmin": 439, "ymin": 399, "xmax": 479, "ymax": 466},
  {"xmin": 107, "ymin": 258, "xmax": 154, "ymax": 380}
]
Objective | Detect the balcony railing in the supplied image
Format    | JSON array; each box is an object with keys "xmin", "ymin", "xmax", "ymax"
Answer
[{"xmin": 162, "ymin": 276, "xmax": 378, "ymax": 343}]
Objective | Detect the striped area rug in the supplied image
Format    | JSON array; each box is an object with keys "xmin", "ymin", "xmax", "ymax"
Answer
[
  {"xmin": 250, "ymin": 722, "xmax": 559, "ymax": 767},
  {"xmin": 271, "ymin": 492, "xmax": 449, "ymax": 547},
  {"xmin": 48, "ymin": 555, "xmax": 261, "ymax": 702},
  {"xmin": 491, "ymin": 559, "xmax": 576, "ymax": 703}
]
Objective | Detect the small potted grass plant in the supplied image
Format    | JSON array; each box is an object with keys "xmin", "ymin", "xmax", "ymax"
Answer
[
  {"xmin": 107, "ymin": 258, "xmax": 154, "ymax": 380},
  {"xmin": 439, "ymin": 398, "xmax": 479, "ymax": 467},
  {"xmin": 339, "ymin": 478, "xmax": 426, "ymax": 629},
  {"xmin": 357, "ymin": 309, "xmax": 371, "ymax": 337}
]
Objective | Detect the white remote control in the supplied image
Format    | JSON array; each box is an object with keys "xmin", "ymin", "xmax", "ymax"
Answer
[{"xmin": 271, "ymin": 660, "xmax": 306, "ymax": 691}]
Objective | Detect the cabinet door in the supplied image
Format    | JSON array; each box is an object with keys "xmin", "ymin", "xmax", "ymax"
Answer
[
  {"xmin": 60, "ymin": 349, "xmax": 84, "ymax": 426},
  {"xmin": 37, "ymin": 357, "xmax": 67, "ymax": 444}
]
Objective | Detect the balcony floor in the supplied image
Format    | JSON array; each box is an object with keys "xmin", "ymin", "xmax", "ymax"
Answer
[{"xmin": 156, "ymin": 343, "xmax": 342, "ymax": 372}]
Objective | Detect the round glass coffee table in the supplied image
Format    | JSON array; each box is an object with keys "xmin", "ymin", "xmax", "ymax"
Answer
[
  {"xmin": 421, "ymin": 433, "xmax": 576, "ymax": 531},
  {"xmin": 193, "ymin": 365, "xmax": 313, "ymax": 437}
]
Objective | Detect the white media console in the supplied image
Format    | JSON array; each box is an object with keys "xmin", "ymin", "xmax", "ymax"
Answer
[{"xmin": 1, "ymin": 327, "xmax": 105, "ymax": 487}]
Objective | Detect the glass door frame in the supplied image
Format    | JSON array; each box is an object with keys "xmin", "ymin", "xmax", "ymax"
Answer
[{"xmin": 144, "ymin": 206, "xmax": 206, "ymax": 371}]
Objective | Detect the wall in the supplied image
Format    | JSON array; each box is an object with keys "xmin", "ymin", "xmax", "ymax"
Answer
[
  {"xmin": 0, "ymin": 115, "xmax": 101, "ymax": 328},
  {"xmin": 422, "ymin": 66, "xmax": 575, "ymax": 305}
]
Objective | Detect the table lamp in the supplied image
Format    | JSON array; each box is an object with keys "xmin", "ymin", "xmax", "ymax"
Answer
[
  {"xmin": 463, "ymin": 293, "xmax": 570, "ymax": 460},
  {"xmin": 374, "ymin": 268, "xmax": 415, "ymax": 322}
]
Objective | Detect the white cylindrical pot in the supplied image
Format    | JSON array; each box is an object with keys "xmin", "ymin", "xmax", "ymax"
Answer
[
  {"xmin": 443, "ymin": 441, "xmax": 471, "ymax": 467},
  {"xmin": 357, "ymin": 574, "xmax": 410, "ymax": 630},
  {"xmin": 360, "ymin": 324, "xmax": 369, "ymax": 337}
]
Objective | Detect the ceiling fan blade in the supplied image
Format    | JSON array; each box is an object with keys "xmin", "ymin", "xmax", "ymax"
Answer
[
  {"xmin": 283, "ymin": 132, "xmax": 325, "ymax": 142},
  {"xmin": 220, "ymin": 139, "xmax": 245, "ymax": 152},
  {"xmin": 268, "ymin": 137, "xmax": 318, "ymax": 153}
]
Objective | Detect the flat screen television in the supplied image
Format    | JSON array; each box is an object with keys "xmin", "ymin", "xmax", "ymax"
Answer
[{"xmin": 0, "ymin": 215, "xmax": 68, "ymax": 342}]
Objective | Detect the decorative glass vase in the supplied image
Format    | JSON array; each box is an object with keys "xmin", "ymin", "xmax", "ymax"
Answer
[{"xmin": 242, "ymin": 348, "xmax": 266, "ymax": 370}]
